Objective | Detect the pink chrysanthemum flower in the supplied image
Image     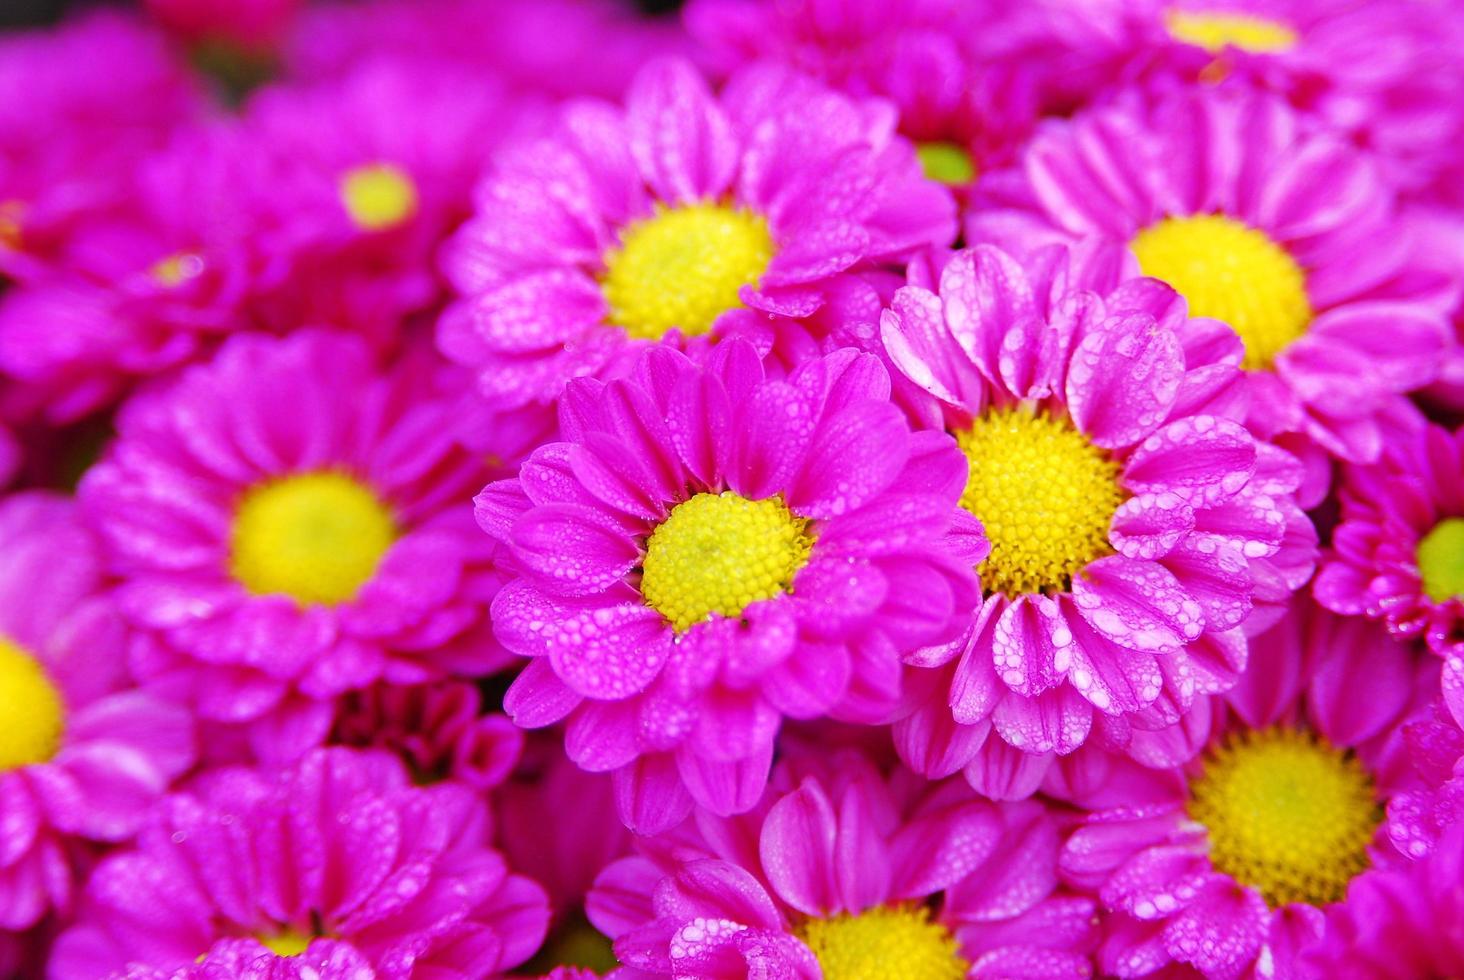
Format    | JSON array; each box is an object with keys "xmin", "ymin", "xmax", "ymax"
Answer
[
  {"xmin": 51, "ymin": 747, "xmax": 550, "ymax": 979},
  {"xmin": 983, "ymin": 0, "xmax": 1464, "ymax": 195},
  {"xmin": 477, "ymin": 341, "xmax": 983, "ymax": 832},
  {"xmin": 684, "ymin": 0, "xmax": 1038, "ymax": 182},
  {"xmin": 243, "ymin": 56, "xmax": 540, "ymax": 341},
  {"xmin": 0, "ymin": 10, "xmax": 203, "ymax": 281},
  {"xmin": 0, "ymin": 122, "xmax": 301, "ymax": 425},
  {"xmin": 1301, "ymin": 820, "xmax": 1464, "ymax": 980},
  {"xmin": 0, "ymin": 493, "xmax": 195, "ymax": 931},
  {"xmin": 330, "ymin": 679, "xmax": 523, "ymax": 790},
  {"xmin": 78, "ymin": 331, "xmax": 509, "ymax": 763},
  {"xmin": 1061, "ymin": 601, "xmax": 1432, "ymax": 978},
  {"xmin": 876, "ymin": 242, "xmax": 1313, "ymax": 785},
  {"xmin": 968, "ymin": 85, "xmax": 1453, "ymax": 500},
  {"xmin": 588, "ymin": 749, "xmax": 1096, "ymax": 979},
  {"xmin": 1315, "ymin": 419, "xmax": 1464, "ymax": 659},
  {"xmin": 439, "ymin": 56, "xmax": 955, "ymax": 412}
]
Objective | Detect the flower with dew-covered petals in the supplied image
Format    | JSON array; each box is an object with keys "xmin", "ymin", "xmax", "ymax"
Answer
[
  {"xmin": 0, "ymin": 493, "xmax": 195, "ymax": 931},
  {"xmin": 78, "ymin": 331, "xmax": 511, "ymax": 763},
  {"xmin": 50, "ymin": 747, "xmax": 550, "ymax": 979},
  {"xmin": 1386, "ymin": 652, "xmax": 1464, "ymax": 862},
  {"xmin": 1060, "ymin": 600, "xmax": 1434, "ymax": 978},
  {"xmin": 967, "ymin": 85, "xmax": 1453, "ymax": 504},
  {"xmin": 587, "ymin": 748, "xmax": 1096, "ymax": 979},
  {"xmin": 1315, "ymin": 419, "xmax": 1464, "ymax": 659},
  {"xmin": 874, "ymin": 241, "xmax": 1314, "ymax": 793},
  {"xmin": 438, "ymin": 56, "xmax": 955, "ymax": 412},
  {"xmin": 477, "ymin": 340, "xmax": 983, "ymax": 832}
]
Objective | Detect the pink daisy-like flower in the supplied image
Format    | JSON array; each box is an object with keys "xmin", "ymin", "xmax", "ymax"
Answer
[
  {"xmin": 875, "ymin": 241, "xmax": 1313, "ymax": 787},
  {"xmin": 0, "ymin": 492, "xmax": 195, "ymax": 931},
  {"xmin": 50, "ymin": 747, "xmax": 550, "ymax": 979},
  {"xmin": 588, "ymin": 748, "xmax": 1096, "ymax": 979},
  {"xmin": 438, "ymin": 56, "xmax": 955, "ymax": 412},
  {"xmin": 1062, "ymin": 601, "xmax": 1433, "ymax": 978},
  {"xmin": 78, "ymin": 331, "xmax": 509, "ymax": 763},
  {"xmin": 0, "ymin": 10, "xmax": 203, "ymax": 281},
  {"xmin": 684, "ymin": 0, "xmax": 1038, "ymax": 181},
  {"xmin": 1301, "ymin": 819, "xmax": 1464, "ymax": 980},
  {"xmin": 243, "ymin": 56, "xmax": 540, "ymax": 342},
  {"xmin": 478, "ymin": 341, "xmax": 983, "ymax": 832},
  {"xmin": 1315, "ymin": 419, "xmax": 1464, "ymax": 659},
  {"xmin": 968, "ymin": 85, "xmax": 1453, "ymax": 499},
  {"xmin": 0, "ymin": 121, "xmax": 302, "ymax": 426},
  {"xmin": 329, "ymin": 679, "xmax": 524, "ymax": 790},
  {"xmin": 983, "ymin": 0, "xmax": 1464, "ymax": 196}
]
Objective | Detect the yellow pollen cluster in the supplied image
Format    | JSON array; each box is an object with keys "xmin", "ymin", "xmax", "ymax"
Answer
[
  {"xmin": 149, "ymin": 251, "xmax": 205, "ymax": 288},
  {"xmin": 601, "ymin": 202, "xmax": 774, "ymax": 340},
  {"xmin": 794, "ymin": 904, "xmax": 969, "ymax": 980},
  {"xmin": 229, "ymin": 470, "xmax": 397, "ymax": 607},
  {"xmin": 916, "ymin": 142, "xmax": 977, "ymax": 186},
  {"xmin": 1131, "ymin": 213, "xmax": 1313, "ymax": 371},
  {"xmin": 639, "ymin": 491, "xmax": 813, "ymax": 633},
  {"xmin": 1164, "ymin": 9, "xmax": 1299, "ymax": 53},
  {"xmin": 957, "ymin": 407, "xmax": 1124, "ymax": 597},
  {"xmin": 340, "ymin": 162, "xmax": 418, "ymax": 232},
  {"xmin": 257, "ymin": 928, "xmax": 313, "ymax": 958},
  {"xmin": 1418, "ymin": 517, "xmax": 1464, "ymax": 603},
  {"xmin": 0, "ymin": 636, "xmax": 65, "ymax": 772},
  {"xmin": 1188, "ymin": 726, "xmax": 1380, "ymax": 908}
]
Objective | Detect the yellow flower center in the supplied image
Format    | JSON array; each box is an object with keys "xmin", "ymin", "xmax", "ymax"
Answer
[
  {"xmin": 229, "ymin": 471, "xmax": 397, "ymax": 607},
  {"xmin": 149, "ymin": 251, "xmax": 205, "ymax": 288},
  {"xmin": 1417, "ymin": 517, "xmax": 1464, "ymax": 604},
  {"xmin": 1188, "ymin": 726, "xmax": 1380, "ymax": 908},
  {"xmin": 601, "ymin": 202, "xmax": 774, "ymax": 340},
  {"xmin": 0, "ymin": 636, "xmax": 65, "ymax": 772},
  {"xmin": 639, "ymin": 491, "xmax": 813, "ymax": 633},
  {"xmin": 257, "ymin": 928, "xmax": 312, "ymax": 958},
  {"xmin": 1131, "ymin": 214, "xmax": 1312, "ymax": 371},
  {"xmin": 957, "ymin": 408, "xmax": 1123, "ymax": 597},
  {"xmin": 339, "ymin": 162, "xmax": 418, "ymax": 232},
  {"xmin": 794, "ymin": 905, "xmax": 969, "ymax": 980},
  {"xmin": 1164, "ymin": 9, "xmax": 1298, "ymax": 53},
  {"xmin": 916, "ymin": 142, "xmax": 976, "ymax": 186}
]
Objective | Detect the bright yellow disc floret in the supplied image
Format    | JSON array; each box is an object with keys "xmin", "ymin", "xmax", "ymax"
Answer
[
  {"xmin": 602, "ymin": 202, "xmax": 774, "ymax": 340},
  {"xmin": 639, "ymin": 491, "xmax": 813, "ymax": 633},
  {"xmin": 794, "ymin": 904, "xmax": 969, "ymax": 980},
  {"xmin": 916, "ymin": 142, "xmax": 977, "ymax": 186},
  {"xmin": 0, "ymin": 636, "xmax": 65, "ymax": 771},
  {"xmin": 1164, "ymin": 9, "xmax": 1298, "ymax": 53},
  {"xmin": 957, "ymin": 407, "xmax": 1124, "ymax": 597},
  {"xmin": 256, "ymin": 928, "xmax": 312, "ymax": 958},
  {"xmin": 1417, "ymin": 517, "xmax": 1464, "ymax": 603},
  {"xmin": 229, "ymin": 470, "xmax": 397, "ymax": 607},
  {"xmin": 1131, "ymin": 213, "xmax": 1313, "ymax": 371},
  {"xmin": 1188, "ymin": 726, "xmax": 1380, "ymax": 908},
  {"xmin": 340, "ymin": 162, "xmax": 418, "ymax": 232}
]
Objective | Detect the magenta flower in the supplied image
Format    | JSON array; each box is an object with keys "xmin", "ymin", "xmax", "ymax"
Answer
[
  {"xmin": 968, "ymin": 85, "xmax": 1452, "ymax": 500},
  {"xmin": 78, "ymin": 331, "xmax": 509, "ymax": 763},
  {"xmin": 438, "ymin": 56, "xmax": 955, "ymax": 412},
  {"xmin": 1061, "ymin": 601, "xmax": 1433, "ymax": 978},
  {"xmin": 1315, "ymin": 419, "xmax": 1464, "ymax": 659},
  {"xmin": 0, "ymin": 10, "xmax": 203, "ymax": 281},
  {"xmin": 0, "ymin": 493, "xmax": 195, "ymax": 930},
  {"xmin": 1302, "ymin": 820, "xmax": 1464, "ymax": 979},
  {"xmin": 684, "ymin": 0, "xmax": 1038, "ymax": 178},
  {"xmin": 478, "ymin": 341, "xmax": 983, "ymax": 831},
  {"xmin": 588, "ymin": 749, "xmax": 1095, "ymax": 979},
  {"xmin": 877, "ymin": 242, "xmax": 1313, "ymax": 788},
  {"xmin": 1387, "ymin": 653, "xmax": 1464, "ymax": 860},
  {"xmin": 50, "ymin": 747, "xmax": 550, "ymax": 979},
  {"xmin": 330, "ymin": 679, "xmax": 523, "ymax": 790}
]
